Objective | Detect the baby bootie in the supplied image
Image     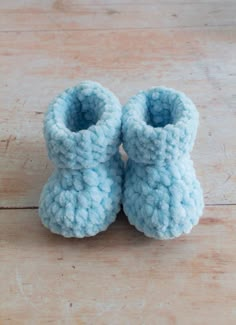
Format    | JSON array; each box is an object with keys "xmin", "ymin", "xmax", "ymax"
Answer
[
  {"xmin": 39, "ymin": 81, "xmax": 123, "ymax": 237},
  {"xmin": 122, "ymin": 87, "xmax": 204, "ymax": 239}
]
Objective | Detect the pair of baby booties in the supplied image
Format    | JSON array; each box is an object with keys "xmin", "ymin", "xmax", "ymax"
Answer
[{"xmin": 39, "ymin": 81, "xmax": 204, "ymax": 240}]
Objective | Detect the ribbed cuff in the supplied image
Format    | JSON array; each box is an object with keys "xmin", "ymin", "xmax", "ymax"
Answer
[
  {"xmin": 44, "ymin": 81, "xmax": 122, "ymax": 169},
  {"xmin": 122, "ymin": 87, "xmax": 199, "ymax": 164}
]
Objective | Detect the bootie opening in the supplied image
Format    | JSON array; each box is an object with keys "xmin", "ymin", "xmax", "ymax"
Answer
[
  {"xmin": 64, "ymin": 98, "xmax": 99, "ymax": 132},
  {"xmin": 44, "ymin": 81, "xmax": 122, "ymax": 169},
  {"xmin": 145, "ymin": 89, "xmax": 180, "ymax": 128},
  {"xmin": 122, "ymin": 87, "xmax": 199, "ymax": 164},
  {"xmin": 65, "ymin": 87, "xmax": 105, "ymax": 132}
]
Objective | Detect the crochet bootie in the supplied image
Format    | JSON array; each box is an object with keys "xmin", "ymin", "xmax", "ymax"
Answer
[
  {"xmin": 122, "ymin": 87, "xmax": 204, "ymax": 239},
  {"xmin": 39, "ymin": 81, "xmax": 123, "ymax": 237}
]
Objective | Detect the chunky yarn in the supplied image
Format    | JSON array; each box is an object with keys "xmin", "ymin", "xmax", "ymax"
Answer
[
  {"xmin": 39, "ymin": 81, "xmax": 123, "ymax": 237},
  {"xmin": 122, "ymin": 87, "xmax": 204, "ymax": 239}
]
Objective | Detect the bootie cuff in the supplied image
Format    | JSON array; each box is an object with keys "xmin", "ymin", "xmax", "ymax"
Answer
[
  {"xmin": 122, "ymin": 87, "xmax": 199, "ymax": 164},
  {"xmin": 44, "ymin": 81, "xmax": 122, "ymax": 169}
]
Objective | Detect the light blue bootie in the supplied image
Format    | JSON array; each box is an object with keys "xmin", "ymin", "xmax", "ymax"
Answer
[
  {"xmin": 39, "ymin": 81, "xmax": 123, "ymax": 237},
  {"xmin": 122, "ymin": 87, "xmax": 204, "ymax": 239}
]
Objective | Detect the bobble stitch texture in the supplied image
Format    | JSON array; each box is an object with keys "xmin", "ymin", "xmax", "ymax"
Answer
[
  {"xmin": 122, "ymin": 87, "xmax": 204, "ymax": 239},
  {"xmin": 39, "ymin": 81, "xmax": 123, "ymax": 237}
]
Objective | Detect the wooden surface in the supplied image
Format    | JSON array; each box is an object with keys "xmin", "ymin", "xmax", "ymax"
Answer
[
  {"xmin": 0, "ymin": 1, "xmax": 235, "ymax": 323},
  {"xmin": 1, "ymin": 207, "xmax": 236, "ymax": 324}
]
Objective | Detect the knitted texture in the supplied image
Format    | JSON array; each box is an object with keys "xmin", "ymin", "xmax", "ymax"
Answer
[
  {"xmin": 122, "ymin": 87, "xmax": 204, "ymax": 239},
  {"xmin": 39, "ymin": 81, "xmax": 123, "ymax": 237}
]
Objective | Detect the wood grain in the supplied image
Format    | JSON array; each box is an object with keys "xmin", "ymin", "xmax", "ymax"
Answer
[
  {"xmin": 0, "ymin": 1, "xmax": 235, "ymax": 31},
  {"xmin": 0, "ymin": 206, "xmax": 235, "ymax": 324},
  {"xmin": 0, "ymin": 28, "xmax": 236, "ymax": 207}
]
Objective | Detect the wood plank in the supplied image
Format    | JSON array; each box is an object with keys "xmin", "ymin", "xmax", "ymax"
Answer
[
  {"xmin": 0, "ymin": 206, "xmax": 235, "ymax": 323},
  {"xmin": 0, "ymin": 29, "xmax": 235, "ymax": 207},
  {"xmin": 0, "ymin": 1, "xmax": 235, "ymax": 32}
]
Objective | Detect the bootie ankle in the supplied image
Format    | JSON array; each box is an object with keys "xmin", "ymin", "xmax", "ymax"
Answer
[
  {"xmin": 122, "ymin": 87, "xmax": 204, "ymax": 239},
  {"xmin": 39, "ymin": 81, "xmax": 123, "ymax": 237}
]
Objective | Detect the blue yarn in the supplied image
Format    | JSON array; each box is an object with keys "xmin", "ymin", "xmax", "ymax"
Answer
[
  {"xmin": 122, "ymin": 87, "xmax": 204, "ymax": 239},
  {"xmin": 39, "ymin": 81, "xmax": 123, "ymax": 237}
]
